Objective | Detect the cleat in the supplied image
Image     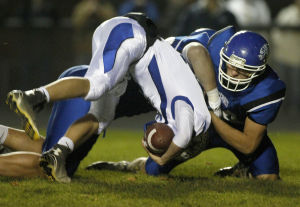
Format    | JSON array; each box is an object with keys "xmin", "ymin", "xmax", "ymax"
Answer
[
  {"xmin": 86, "ymin": 161, "xmax": 130, "ymax": 172},
  {"xmin": 39, "ymin": 144, "xmax": 71, "ymax": 183},
  {"xmin": 86, "ymin": 157, "xmax": 147, "ymax": 172},
  {"xmin": 214, "ymin": 162, "xmax": 251, "ymax": 178},
  {"xmin": 6, "ymin": 89, "xmax": 46, "ymax": 140}
]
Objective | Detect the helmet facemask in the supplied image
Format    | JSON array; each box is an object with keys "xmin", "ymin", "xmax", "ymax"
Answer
[{"xmin": 218, "ymin": 48, "xmax": 266, "ymax": 92}]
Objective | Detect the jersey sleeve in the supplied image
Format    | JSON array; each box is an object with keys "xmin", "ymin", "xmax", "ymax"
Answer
[
  {"xmin": 242, "ymin": 77, "xmax": 286, "ymax": 125},
  {"xmin": 181, "ymin": 42, "xmax": 206, "ymax": 65},
  {"xmin": 171, "ymin": 101, "xmax": 194, "ymax": 149},
  {"xmin": 247, "ymin": 99, "xmax": 284, "ymax": 125}
]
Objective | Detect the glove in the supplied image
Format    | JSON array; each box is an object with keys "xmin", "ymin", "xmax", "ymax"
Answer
[
  {"xmin": 208, "ymin": 100, "xmax": 222, "ymax": 117},
  {"xmin": 207, "ymin": 88, "xmax": 222, "ymax": 118}
]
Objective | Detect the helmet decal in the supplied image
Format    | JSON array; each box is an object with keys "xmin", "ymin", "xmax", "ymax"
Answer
[
  {"xmin": 258, "ymin": 43, "xmax": 269, "ymax": 62},
  {"xmin": 229, "ymin": 54, "xmax": 246, "ymax": 68}
]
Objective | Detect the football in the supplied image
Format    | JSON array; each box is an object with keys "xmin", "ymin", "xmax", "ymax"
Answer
[{"xmin": 143, "ymin": 122, "xmax": 174, "ymax": 156}]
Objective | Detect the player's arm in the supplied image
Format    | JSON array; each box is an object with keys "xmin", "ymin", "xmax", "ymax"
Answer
[
  {"xmin": 164, "ymin": 37, "xmax": 217, "ymax": 93},
  {"xmin": 145, "ymin": 141, "xmax": 183, "ymax": 166},
  {"xmin": 210, "ymin": 112, "xmax": 266, "ymax": 154},
  {"xmin": 145, "ymin": 102, "xmax": 194, "ymax": 165},
  {"xmin": 186, "ymin": 42, "xmax": 216, "ymax": 92},
  {"xmin": 184, "ymin": 43, "xmax": 221, "ymax": 116}
]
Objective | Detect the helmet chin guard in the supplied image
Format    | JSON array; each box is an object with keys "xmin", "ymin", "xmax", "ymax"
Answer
[{"xmin": 218, "ymin": 31, "xmax": 269, "ymax": 92}]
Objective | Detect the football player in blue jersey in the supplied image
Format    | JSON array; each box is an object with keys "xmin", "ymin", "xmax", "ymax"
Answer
[{"xmin": 88, "ymin": 26, "xmax": 285, "ymax": 181}]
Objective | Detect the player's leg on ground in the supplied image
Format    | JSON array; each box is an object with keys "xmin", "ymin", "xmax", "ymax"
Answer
[
  {"xmin": 86, "ymin": 151, "xmax": 195, "ymax": 175},
  {"xmin": 208, "ymin": 132, "xmax": 279, "ymax": 180},
  {"xmin": 228, "ymin": 136, "xmax": 279, "ymax": 180},
  {"xmin": 3, "ymin": 127, "xmax": 43, "ymax": 153},
  {"xmin": 0, "ymin": 152, "xmax": 43, "ymax": 177},
  {"xmin": 39, "ymin": 109, "xmax": 101, "ymax": 183},
  {"xmin": 248, "ymin": 136, "xmax": 279, "ymax": 180},
  {"xmin": 86, "ymin": 157, "xmax": 147, "ymax": 173}
]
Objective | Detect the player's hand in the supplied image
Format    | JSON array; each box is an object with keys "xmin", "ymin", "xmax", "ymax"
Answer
[
  {"xmin": 212, "ymin": 106, "xmax": 222, "ymax": 118},
  {"xmin": 208, "ymin": 100, "xmax": 222, "ymax": 118},
  {"xmin": 142, "ymin": 140, "xmax": 166, "ymax": 166}
]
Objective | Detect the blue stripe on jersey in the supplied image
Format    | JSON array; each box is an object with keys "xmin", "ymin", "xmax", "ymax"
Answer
[
  {"xmin": 103, "ymin": 23, "xmax": 134, "ymax": 73},
  {"xmin": 171, "ymin": 96, "xmax": 194, "ymax": 119},
  {"xmin": 171, "ymin": 38, "xmax": 181, "ymax": 48},
  {"xmin": 243, "ymin": 88, "xmax": 285, "ymax": 112},
  {"xmin": 148, "ymin": 55, "xmax": 168, "ymax": 124}
]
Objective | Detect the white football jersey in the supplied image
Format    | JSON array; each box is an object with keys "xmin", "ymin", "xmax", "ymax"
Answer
[{"xmin": 84, "ymin": 16, "xmax": 211, "ymax": 148}]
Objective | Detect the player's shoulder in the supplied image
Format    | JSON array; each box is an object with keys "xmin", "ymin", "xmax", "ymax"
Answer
[
  {"xmin": 167, "ymin": 29, "xmax": 215, "ymax": 53},
  {"xmin": 207, "ymin": 26, "xmax": 236, "ymax": 65},
  {"xmin": 240, "ymin": 66, "xmax": 286, "ymax": 109},
  {"xmin": 190, "ymin": 28, "xmax": 216, "ymax": 37},
  {"xmin": 250, "ymin": 66, "xmax": 285, "ymax": 97}
]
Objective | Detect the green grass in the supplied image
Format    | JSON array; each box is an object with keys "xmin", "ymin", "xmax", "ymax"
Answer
[{"xmin": 0, "ymin": 130, "xmax": 299, "ymax": 207}]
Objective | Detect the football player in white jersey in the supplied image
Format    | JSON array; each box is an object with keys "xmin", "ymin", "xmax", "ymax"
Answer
[{"xmin": 6, "ymin": 13, "xmax": 218, "ymax": 182}]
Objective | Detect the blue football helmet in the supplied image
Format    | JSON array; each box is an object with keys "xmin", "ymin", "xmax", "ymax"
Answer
[{"xmin": 219, "ymin": 31, "xmax": 269, "ymax": 92}]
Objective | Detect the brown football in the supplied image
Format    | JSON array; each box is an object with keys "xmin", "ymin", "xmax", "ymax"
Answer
[{"xmin": 143, "ymin": 123, "xmax": 174, "ymax": 156}]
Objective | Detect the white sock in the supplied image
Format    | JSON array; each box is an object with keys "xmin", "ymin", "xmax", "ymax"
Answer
[
  {"xmin": 58, "ymin": 136, "xmax": 74, "ymax": 152},
  {"xmin": 38, "ymin": 87, "xmax": 50, "ymax": 102},
  {"xmin": 0, "ymin": 125, "xmax": 9, "ymax": 145}
]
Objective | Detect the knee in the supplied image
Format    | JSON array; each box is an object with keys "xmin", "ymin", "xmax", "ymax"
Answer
[
  {"xmin": 255, "ymin": 174, "xmax": 279, "ymax": 181},
  {"xmin": 84, "ymin": 114, "xmax": 100, "ymax": 135}
]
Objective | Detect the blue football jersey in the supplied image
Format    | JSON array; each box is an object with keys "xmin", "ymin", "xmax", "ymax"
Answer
[
  {"xmin": 171, "ymin": 26, "xmax": 286, "ymax": 129},
  {"xmin": 170, "ymin": 31, "xmax": 213, "ymax": 54}
]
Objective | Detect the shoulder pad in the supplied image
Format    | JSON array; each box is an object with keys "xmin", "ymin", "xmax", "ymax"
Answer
[
  {"xmin": 208, "ymin": 26, "xmax": 236, "ymax": 66},
  {"xmin": 190, "ymin": 28, "xmax": 216, "ymax": 38},
  {"xmin": 173, "ymin": 33, "xmax": 210, "ymax": 53}
]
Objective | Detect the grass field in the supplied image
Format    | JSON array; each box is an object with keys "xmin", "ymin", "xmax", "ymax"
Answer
[{"xmin": 0, "ymin": 130, "xmax": 299, "ymax": 207}]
